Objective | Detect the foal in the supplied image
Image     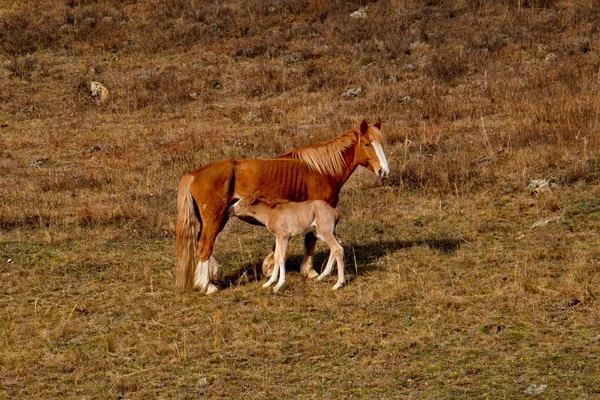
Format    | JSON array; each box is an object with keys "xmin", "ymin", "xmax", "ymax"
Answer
[{"xmin": 231, "ymin": 195, "xmax": 345, "ymax": 292}]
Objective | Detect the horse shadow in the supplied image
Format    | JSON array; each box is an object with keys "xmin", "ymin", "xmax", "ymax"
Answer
[{"xmin": 220, "ymin": 237, "xmax": 462, "ymax": 289}]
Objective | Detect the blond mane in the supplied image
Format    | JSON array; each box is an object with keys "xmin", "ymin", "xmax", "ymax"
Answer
[{"xmin": 279, "ymin": 125, "xmax": 385, "ymax": 176}]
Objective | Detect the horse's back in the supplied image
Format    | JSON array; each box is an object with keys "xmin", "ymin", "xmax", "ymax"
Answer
[
  {"xmin": 234, "ymin": 158, "xmax": 337, "ymax": 203},
  {"xmin": 187, "ymin": 156, "xmax": 339, "ymax": 209}
]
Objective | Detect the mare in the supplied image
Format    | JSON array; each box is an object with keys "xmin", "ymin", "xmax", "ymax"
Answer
[
  {"xmin": 231, "ymin": 195, "xmax": 345, "ymax": 292},
  {"xmin": 176, "ymin": 119, "xmax": 389, "ymax": 293}
]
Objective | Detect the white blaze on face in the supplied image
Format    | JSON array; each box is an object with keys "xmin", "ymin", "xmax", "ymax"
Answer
[{"xmin": 371, "ymin": 141, "xmax": 390, "ymax": 178}]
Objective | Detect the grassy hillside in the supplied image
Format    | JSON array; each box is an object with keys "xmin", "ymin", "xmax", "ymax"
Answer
[{"xmin": 1, "ymin": 0, "xmax": 600, "ymax": 398}]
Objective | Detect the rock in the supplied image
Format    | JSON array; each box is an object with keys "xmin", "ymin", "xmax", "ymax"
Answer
[
  {"xmin": 342, "ymin": 87, "xmax": 362, "ymax": 98},
  {"xmin": 26, "ymin": 158, "xmax": 49, "ymax": 168},
  {"xmin": 524, "ymin": 383, "xmax": 547, "ymax": 395},
  {"xmin": 90, "ymin": 81, "xmax": 109, "ymax": 104},
  {"xmin": 197, "ymin": 376, "xmax": 209, "ymax": 387},
  {"xmin": 282, "ymin": 52, "xmax": 304, "ymax": 65},
  {"xmin": 527, "ymin": 178, "xmax": 558, "ymax": 196},
  {"xmin": 88, "ymin": 145, "xmax": 113, "ymax": 153},
  {"xmin": 350, "ymin": 8, "xmax": 367, "ymax": 18}
]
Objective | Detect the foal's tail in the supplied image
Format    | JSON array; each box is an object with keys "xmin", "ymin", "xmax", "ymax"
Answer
[{"xmin": 175, "ymin": 174, "xmax": 200, "ymax": 292}]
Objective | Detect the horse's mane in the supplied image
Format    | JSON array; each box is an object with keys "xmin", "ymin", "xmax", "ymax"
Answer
[
  {"xmin": 278, "ymin": 125, "xmax": 385, "ymax": 176},
  {"xmin": 278, "ymin": 131, "xmax": 356, "ymax": 176}
]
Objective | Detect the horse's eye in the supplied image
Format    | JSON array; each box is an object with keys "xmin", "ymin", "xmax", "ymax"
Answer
[{"xmin": 365, "ymin": 143, "xmax": 370, "ymax": 147}]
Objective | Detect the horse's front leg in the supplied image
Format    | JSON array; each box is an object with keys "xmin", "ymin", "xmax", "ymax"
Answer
[{"xmin": 300, "ymin": 233, "xmax": 319, "ymax": 279}]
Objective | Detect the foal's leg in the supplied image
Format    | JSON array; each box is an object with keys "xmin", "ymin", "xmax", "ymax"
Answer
[
  {"xmin": 317, "ymin": 230, "xmax": 345, "ymax": 290},
  {"xmin": 332, "ymin": 243, "xmax": 345, "ymax": 291},
  {"xmin": 273, "ymin": 236, "xmax": 289, "ymax": 292},
  {"xmin": 262, "ymin": 256, "xmax": 279, "ymax": 289},
  {"xmin": 300, "ymin": 233, "xmax": 319, "ymax": 279}
]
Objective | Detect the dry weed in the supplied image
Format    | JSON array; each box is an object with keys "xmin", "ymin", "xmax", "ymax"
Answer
[{"xmin": 1, "ymin": 0, "xmax": 600, "ymax": 398}]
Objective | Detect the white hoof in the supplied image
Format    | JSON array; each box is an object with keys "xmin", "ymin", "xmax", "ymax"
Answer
[
  {"xmin": 307, "ymin": 269, "xmax": 319, "ymax": 279},
  {"xmin": 263, "ymin": 281, "xmax": 273, "ymax": 288},
  {"xmin": 332, "ymin": 282, "xmax": 344, "ymax": 290},
  {"xmin": 205, "ymin": 283, "xmax": 219, "ymax": 295}
]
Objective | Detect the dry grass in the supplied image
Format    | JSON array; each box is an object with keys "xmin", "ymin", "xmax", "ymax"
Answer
[{"xmin": 2, "ymin": 0, "xmax": 600, "ymax": 398}]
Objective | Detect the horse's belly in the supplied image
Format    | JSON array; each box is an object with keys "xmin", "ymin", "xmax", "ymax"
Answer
[{"xmin": 289, "ymin": 225, "xmax": 315, "ymax": 237}]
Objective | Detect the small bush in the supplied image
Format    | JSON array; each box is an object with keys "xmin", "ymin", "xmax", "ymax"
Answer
[
  {"xmin": 6, "ymin": 56, "xmax": 40, "ymax": 81},
  {"xmin": 0, "ymin": 11, "xmax": 60, "ymax": 56},
  {"xmin": 131, "ymin": 67, "xmax": 202, "ymax": 110},
  {"xmin": 425, "ymin": 53, "xmax": 470, "ymax": 84}
]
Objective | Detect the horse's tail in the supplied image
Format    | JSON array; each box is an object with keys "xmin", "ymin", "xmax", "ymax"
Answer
[{"xmin": 175, "ymin": 174, "xmax": 200, "ymax": 292}]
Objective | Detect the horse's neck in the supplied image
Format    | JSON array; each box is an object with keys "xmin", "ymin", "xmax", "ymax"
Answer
[{"xmin": 336, "ymin": 144, "xmax": 360, "ymax": 186}]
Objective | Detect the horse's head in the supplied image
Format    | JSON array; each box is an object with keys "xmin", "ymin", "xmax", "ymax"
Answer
[{"xmin": 354, "ymin": 119, "xmax": 390, "ymax": 179}]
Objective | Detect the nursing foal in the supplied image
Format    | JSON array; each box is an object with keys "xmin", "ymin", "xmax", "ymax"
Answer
[{"xmin": 232, "ymin": 195, "xmax": 345, "ymax": 292}]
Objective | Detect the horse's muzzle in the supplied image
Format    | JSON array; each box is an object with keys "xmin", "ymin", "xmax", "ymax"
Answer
[{"xmin": 377, "ymin": 168, "xmax": 390, "ymax": 179}]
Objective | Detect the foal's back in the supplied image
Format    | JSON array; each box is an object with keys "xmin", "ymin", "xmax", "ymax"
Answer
[{"xmin": 269, "ymin": 200, "xmax": 339, "ymax": 237}]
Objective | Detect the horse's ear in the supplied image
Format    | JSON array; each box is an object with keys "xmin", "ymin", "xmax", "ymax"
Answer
[
  {"xmin": 359, "ymin": 119, "xmax": 369, "ymax": 135},
  {"xmin": 374, "ymin": 119, "xmax": 381, "ymax": 129}
]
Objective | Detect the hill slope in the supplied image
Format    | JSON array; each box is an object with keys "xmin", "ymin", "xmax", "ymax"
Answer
[{"xmin": 1, "ymin": 1, "xmax": 599, "ymax": 398}]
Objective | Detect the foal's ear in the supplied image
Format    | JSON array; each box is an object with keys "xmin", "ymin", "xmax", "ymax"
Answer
[
  {"xmin": 374, "ymin": 119, "xmax": 381, "ymax": 129},
  {"xmin": 249, "ymin": 191, "xmax": 260, "ymax": 204},
  {"xmin": 359, "ymin": 119, "xmax": 369, "ymax": 135}
]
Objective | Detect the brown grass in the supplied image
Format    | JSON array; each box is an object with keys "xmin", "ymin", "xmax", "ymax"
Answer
[{"xmin": 2, "ymin": 0, "xmax": 600, "ymax": 398}]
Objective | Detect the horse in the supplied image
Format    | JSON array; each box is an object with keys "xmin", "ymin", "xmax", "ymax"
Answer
[
  {"xmin": 176, "ymin": 119, "xmax": 389, "ymax": 293},
  {"xmin": 231, "ymin": 195, "xmax": 345, "ymax": 292}
]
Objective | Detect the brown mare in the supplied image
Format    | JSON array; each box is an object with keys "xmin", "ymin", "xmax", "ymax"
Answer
[
  {"xmin": 231, "ymin": 196, "xmax": 345, "ymax": 292},
  {"xmin": 176, "ymin": 119, "xmax": 389, "ymax": 293}
]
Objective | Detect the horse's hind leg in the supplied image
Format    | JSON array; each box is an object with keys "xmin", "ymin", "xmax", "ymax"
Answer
[
  {"xmin": 194, "ymin": 217, "xmax": 222, "ymax": 294},
  {"xmin": 300, "ymin": 233, "xmax": 319, "ymax": 279}
]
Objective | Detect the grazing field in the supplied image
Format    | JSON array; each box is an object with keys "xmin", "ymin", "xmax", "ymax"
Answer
[{"xmin": 1, "ymin": 0, "xmax": 600, "ymax": 398}]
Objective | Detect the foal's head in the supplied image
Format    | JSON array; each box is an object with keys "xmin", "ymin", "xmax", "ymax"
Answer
[
  {"xmin": 231, "ymin": 193, "xmax": 287, "ymax": 221},
  {"xmin": 231, "ymin": 194, "xmax": 260, "ymax": 219},
  {"xmin": 354, "ymin": 119, "xmax": 390, "ymax": 179}
]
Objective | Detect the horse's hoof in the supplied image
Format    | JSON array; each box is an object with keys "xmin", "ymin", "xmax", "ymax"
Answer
[
  {"xmin": 205, "ymin": 283, "xmax": 219, "ymax": 295},
  {"xmin": 307, "ymin": 270, "xmax": 319, "ymax": 279},
  {"xmin": 262, "ymin": 282, "xmax": 272, "ymax": 288},
  {"xmin": 332, "ymin": 283, "xmax": 343, "ymax": 290}
]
